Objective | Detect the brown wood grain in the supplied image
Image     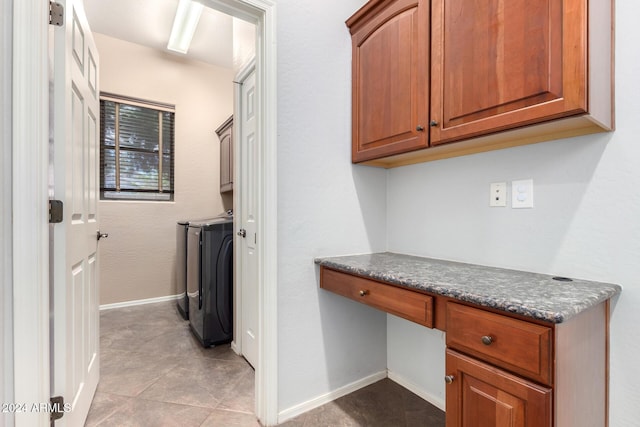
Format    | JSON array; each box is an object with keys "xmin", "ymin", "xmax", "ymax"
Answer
[
  {"xmin": 359, "ymin": 116, "xmax": 609, "ymax": 168},
  {"xmin": 319, "ymin": 265, "xmax": 612, "ymax": 426},
  {"xmin": 554, "ymin": 302, "xmax": 608, "ymax": 427},
  {"xmin": 347, "ymin": 0, "xmax": 612, "ymax": 166},
  {"xmin": 320, "ymin": 267, "xmax": 434, "ymax": 328},
  {"xmin": 349, "ymin": 0, "xmax": 429, "ymax": 162},
  {"xmin": 431, "ymin": 0, "xmax": 583, "ymax": 145},
  {"xmin": 446, "ymin": 302, "xmax": 552, "ymax": 385},
  {"xmin": 446, "ymin": 349, "xmax": 552, "ymax": 427}
]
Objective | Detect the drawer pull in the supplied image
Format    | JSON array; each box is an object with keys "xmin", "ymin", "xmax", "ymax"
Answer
[
  {"xmin": 359, "ymin": 290, "xmax": 369, "ymax": 297},
  {"xmin": 481, "ymin": 335, "xmax": 493, "ymax": 346},
  {"xmin": 444, "ymin": 375, "xmax": 455, "ymax": 384}
]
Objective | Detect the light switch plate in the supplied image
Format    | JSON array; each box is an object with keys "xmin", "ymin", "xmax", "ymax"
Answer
[
  {"xmin": 489, "ymin": 182, "xmax": 507, "ymax": 207},
  {"xmin": 512, "ymin": 179, "xmax": 534, "ymax": 208}
]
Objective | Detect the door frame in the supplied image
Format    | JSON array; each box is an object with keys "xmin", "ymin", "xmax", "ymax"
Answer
[
  {"xmin": 2, "ymin": 0, "xmax": 14, "ymax": 421},
  {"xmin": 231, "ymin": 57, "xmax": 256, "ymax": 358},
  {"xmin": 11, "ymin": 1, "xmax": 51, "ymax": 425},
  {"xmin": 9, "ymin": 0, "xmax": 279, "ymax": 425}
]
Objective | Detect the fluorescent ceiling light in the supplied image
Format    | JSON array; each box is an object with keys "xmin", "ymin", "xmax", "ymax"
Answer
[{"xmin": 167, "ymin": 0, "xmax": 204, "ymax": 54}]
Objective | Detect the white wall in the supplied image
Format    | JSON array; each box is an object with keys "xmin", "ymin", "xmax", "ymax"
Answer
[
  {"xmin": 385, "ymin": 2, "xmax": 640, "ymax": 424},
  {"xmin": 1, "ymin": 0, "xmax": 13, "ymax": 424},
  {"xmin": 273, "ymin": 0, "xmax": 640, "ymax": 424},
  {"xmin": 94, "ymin": 33, "xmax": 235, "ymax": 304},
  {"xmin": 387, "ymin": 316, "xmax": 446, "ymax": 409},
  {"xmin": 275, "ymin": 0, "xmax": 389, "ymax": 415}
]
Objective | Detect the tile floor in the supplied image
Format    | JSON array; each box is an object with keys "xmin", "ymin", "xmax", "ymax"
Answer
[
  {"xmin": 279, "ymin": 379, "xmax": 446, "ymax": 427},
  {"xmin": 86, "ymin": 301, "xmax": 257, "ymax": 426},
  {"xmin": 86, "ymin": 301, "xmax": 445, "ymax": 426}
]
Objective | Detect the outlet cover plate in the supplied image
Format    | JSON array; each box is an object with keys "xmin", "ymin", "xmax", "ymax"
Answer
[{"xmin": 512, "ymin": 179, "xmax": 534, "ymax": 208}]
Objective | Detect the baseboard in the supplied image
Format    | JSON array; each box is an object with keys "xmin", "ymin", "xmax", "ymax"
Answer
[
  {"xmin": 387, "ymin": 370, "xmax": 446, "ymax": 411},
  {"xmin": 230, "ymin": 340, "xmax": 241, "ymax": 355},
  {"xmin": 99, "ymin": 294, "xmax": 181, "ymax": 311},
  {"xmin": 277, "ymin": 370, "xmax": 387, "ymax": 424}
]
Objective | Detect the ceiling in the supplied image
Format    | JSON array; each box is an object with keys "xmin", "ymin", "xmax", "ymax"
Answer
[{"xmin": 83, "ymin": 0, "xmax": 235, "ymax": 69}]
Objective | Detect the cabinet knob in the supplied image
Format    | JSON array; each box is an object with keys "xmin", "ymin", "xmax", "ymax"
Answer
[
  {"xmin": 430, "ymin": 120, "xmax": 439, "ymax": 127},
  {"xmin": 416, "ymin": 125, "xmax": 425, "ymax": 132},
  {"xmin": 444, "ymin": 375, "xmax": 455, "ymax": 384},
  {"xmin": 359, "ymin": 290, "xmax": 369, "ymax": 297},
  {"xmin": 481, "ymin": 335, "xmax": 493, "ymax": 345}
]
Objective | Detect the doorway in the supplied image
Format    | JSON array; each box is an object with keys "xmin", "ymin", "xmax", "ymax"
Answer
[{"xmin": 10, "ymin": 0, "xmax": 278, "ymax": 425}]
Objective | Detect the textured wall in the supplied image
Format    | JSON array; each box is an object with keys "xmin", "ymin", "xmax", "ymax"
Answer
[
  {"xmin": 275, "ymin": 0, "xmax": 389, "ymax": 415},
  {"xmin": 94, "ymin": 33, "xmax": 234, "ymax": 305},
  {"xmin": 385, "ymin": 2, "xmax": 640, "ymax": 424}
]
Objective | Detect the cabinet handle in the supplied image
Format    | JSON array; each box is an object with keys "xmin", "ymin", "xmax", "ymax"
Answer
[
  {"xmin": 416, "ymin": 125, "xmax": 425, "ymax": 132},
  {"xmin": 430, "ymin": 120, "xmax": 439, "ymax": 127},
  {"xmin": 481, "ymin": 335, "xmax": 493, "ymax": 345},
  {"xmin": 359, "ymin": 290, "xmax": 369, "ymax": 297},
  {"xmin": 444, "ymin": 375, "xmax": 455, "ymax": 384}
]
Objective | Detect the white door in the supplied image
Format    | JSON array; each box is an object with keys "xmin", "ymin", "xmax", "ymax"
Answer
[
  {"xmin": 51, "ymin": 1, "xmax": 101, "ymax": 425},
  {"xmin": 239, "ymin": 66, "xmax": 259, "ymax": 368}
]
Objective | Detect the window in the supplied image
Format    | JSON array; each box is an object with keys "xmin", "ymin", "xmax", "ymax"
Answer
[{"xmin": 100, "ymin": 93, "xmax": 175, "ymax": 201}]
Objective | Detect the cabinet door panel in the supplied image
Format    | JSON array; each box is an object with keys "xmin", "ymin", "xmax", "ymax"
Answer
[
  {"xmin": 320, "ymin": 267, "xmax": 434, "ymax": 327},
  {"xmin": 431, "ymin": 0, "xmax": 586, "ymax": 145},
  {"xmin": 445, "ymin": 0, "xmax": 559, "ymax": 121},
  {"xmin": 216, "ymin": 117, "xmax": 233, "ymax": 193},
  {"xmin": 446, "ymin": 350, "xmax": 551, "ymax": 427},
  {"xmin": 446, "ymin": 302, "xmax": 552, "ymax": 385},
  {"xmin": 351, "ymin": 0, "xmax": 429, "ymax": 162},
  {"xmin": 463, "ymin": 375, "xmax": 525, "ymax": 427},
  {"xmin": 220, "ymin": 132, "xmax": 232, "ymax": 192}
]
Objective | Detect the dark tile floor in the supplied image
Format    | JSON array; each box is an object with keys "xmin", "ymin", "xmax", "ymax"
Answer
[
  {"xmin": 86, "ymin": 301, "xmax": 445, "ymax": 426},
  {"xmin": 279, "ymin": 379, "xmax": 445, "ymax": 427}
]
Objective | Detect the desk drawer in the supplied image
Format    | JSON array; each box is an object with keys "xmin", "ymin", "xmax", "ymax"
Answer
[
  {"xmin": 320, "ymin": 267, "xmax": 433, "ymax": 328},
  {"xmin": 446, "ymin": 302, "xmax": 552, "ymax": 385}
]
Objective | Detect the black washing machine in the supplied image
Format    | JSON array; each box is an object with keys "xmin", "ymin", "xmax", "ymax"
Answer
[
  {"xmin": 176, "ymin": 220, "xmax": 190, "ymax": 320},
  {"xmin": 186, "ymin": 214, "xmax": 233, "ymax": 347}
]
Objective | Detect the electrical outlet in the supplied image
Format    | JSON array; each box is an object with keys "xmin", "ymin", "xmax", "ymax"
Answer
[
  {"xmin": 489, "ymin": 182, "xmax": 507, "ymax": 207},
  {"xmin": 512, "ymin": 179, "xmax": 534, "ymax": 208}
]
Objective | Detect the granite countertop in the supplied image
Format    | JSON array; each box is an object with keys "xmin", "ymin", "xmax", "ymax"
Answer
[{"xmin": 314, "ymin": 252, "xmax": 622, "ymax": 323}]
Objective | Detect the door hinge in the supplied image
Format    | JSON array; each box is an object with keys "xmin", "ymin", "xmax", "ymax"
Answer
[
  {"xmin": 49, "ymin": 396, "xmax": 65, "ymax": 423},
  {"xmin": 49, "ymin": 200, "xmax": 63, "ymax": 223},
  {"xmin": 49, "ymin": 2, "xmax": 64, "ymax": 27}
]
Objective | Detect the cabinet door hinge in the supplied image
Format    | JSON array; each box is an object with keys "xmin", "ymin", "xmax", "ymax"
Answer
[
  {"xmin": 49, "ymin": 200, "xmax": 63, "ymax": 223},
  {"xmin": 49, "ymin": 396, "xmax": 65, "ymax": 423},
  {"xmin": 49, "ymin": 2, "xmax": 64, "ymax": 27}
]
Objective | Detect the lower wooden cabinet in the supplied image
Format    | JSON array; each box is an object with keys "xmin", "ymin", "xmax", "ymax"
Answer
[
  {"xmin": 320, "ymin": 267, "xmax": 433, "ymax": 327},
  {"xmin": 319, "ymin": 266, "xmax": 611, "ymax": 427},
  {"xmin": 446, "ymin": 302, "xmax": 552, "ymax": 385},
  {"xmin": 445, "ymin": 349, "xmax": 551, "ymax": 427},
  {"xmin": 445, "ymin": 301, "xmax": 609, "ymax": 427}
]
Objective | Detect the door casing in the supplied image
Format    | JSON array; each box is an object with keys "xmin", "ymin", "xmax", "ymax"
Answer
[
  {"xmin": 9, "ymin": 0, "xmax": 279, "ymax": 425},
  {"xmin": 233, "ymin": 59, "xmax": 259, "ymax": 368}
]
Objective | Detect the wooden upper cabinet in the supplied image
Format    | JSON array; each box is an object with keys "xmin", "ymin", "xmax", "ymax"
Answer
[
  {"xmin": 347, "ymin": 0, "xmax": 429, "ymax": 163},
  {"xmin": 216, "ymin": 116, "xmax": 233, "ymax": 193},
  {"xmin": 432, "ymin": 0, "xmax": 578, "ymax": 144},
  {"xmin": 347, "ymin": 0, "xmax": 613, "ymax": 167}
]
